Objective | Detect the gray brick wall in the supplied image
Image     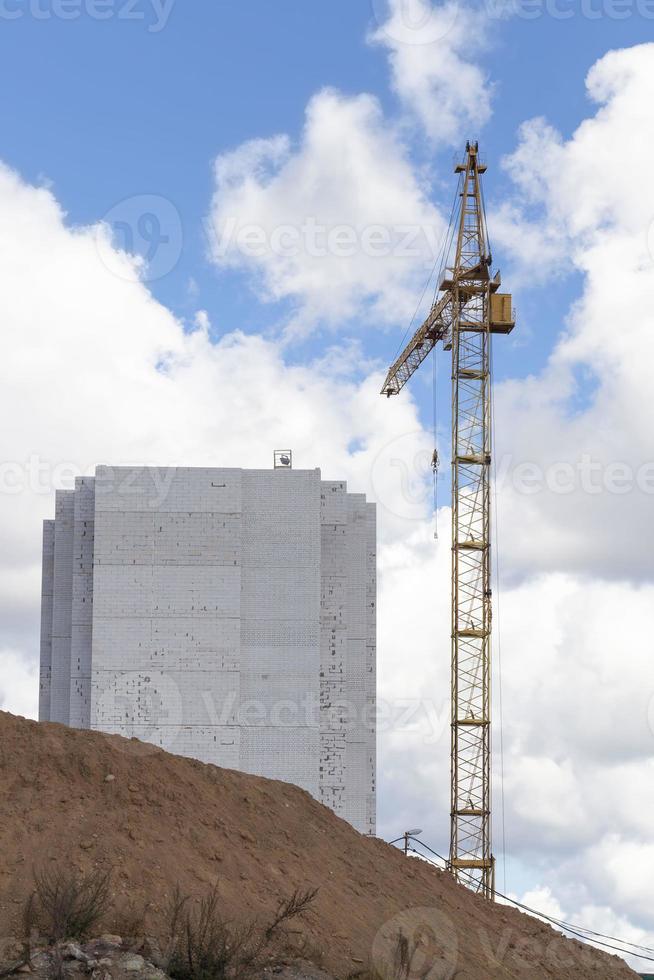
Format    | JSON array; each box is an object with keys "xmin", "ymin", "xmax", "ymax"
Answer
[
  {"xmin": 320, "ymin": 481, "xmax": 348, "ymax": 820},
  {"xmin": 240, "ymin": 468, "xmax": 321, "ymax": 796},
  {"xmin": 38, "ymin": 520, "xmax": 55, "ymax": 721},
  {"xmin": 50, "ymin": 491, "xmax": 74, "ymax": 724},
  {"xmin": 69, "ymin": 478, "xmax": 95, "ymax": 728},
  {"xmin": 39, "ymin": 465, "xmax": 376, "ymax": 834}
]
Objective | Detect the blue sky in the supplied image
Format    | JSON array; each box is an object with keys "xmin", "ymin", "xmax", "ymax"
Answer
[
  {"xmin": 2, "ymin": 0, "xmax": 654, "ymax": 968},
  {"xmin": 2, "ymin": 0, "xmax": 649, "ymax": 395}
]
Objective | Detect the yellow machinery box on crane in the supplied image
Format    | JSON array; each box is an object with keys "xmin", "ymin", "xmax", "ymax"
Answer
[{"xmin": 490, "ymin": 293, "xmax": 515, "ymax": 332}]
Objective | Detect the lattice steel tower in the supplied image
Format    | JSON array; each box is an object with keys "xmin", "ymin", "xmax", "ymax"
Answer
[{"xmin": 381, "ymin": 142, "xmax": 515, "ymax": 899}]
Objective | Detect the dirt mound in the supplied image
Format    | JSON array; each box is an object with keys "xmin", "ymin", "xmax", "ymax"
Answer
[{"xmin": 0, "ymin": 712, "xmax": 638, "ymax": 979}]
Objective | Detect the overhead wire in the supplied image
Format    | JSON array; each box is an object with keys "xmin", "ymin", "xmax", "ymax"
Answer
[
  {"xmin": 479, "ymin": 159, "xmax": 491, "ymax": 264},
  {"xmin": 387, "ymin": 173, "xmax": 462, "ymax": 542},
  {"xmin": 391, "ymin": 836, "xmax": 654, "ymax": 964},
  {"xmin": 390, "ymin": 257, "xmax": 440, "ymax": 364},
  {"xmin": 400, "ymin": 847, "xmax": 654, "ymax": 964},
  {"xmin": 433, "ymin": 176, "xmax": 461, "ymax": 301}
]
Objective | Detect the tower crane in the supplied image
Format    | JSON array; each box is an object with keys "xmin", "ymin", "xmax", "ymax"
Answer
[{"xmin": 381, "ymin": 141, "xmax": 515, "ymax": 900}]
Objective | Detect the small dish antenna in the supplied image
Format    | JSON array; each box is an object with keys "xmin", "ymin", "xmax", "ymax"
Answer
[{"xmin": 274, "ymin": 450, "xmax": 293, "ymax": 469}]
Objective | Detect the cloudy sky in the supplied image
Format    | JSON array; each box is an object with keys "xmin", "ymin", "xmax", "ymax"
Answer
[{"xmin": 1, "ymin": 0, "xmax": 654, "ymax": 969}]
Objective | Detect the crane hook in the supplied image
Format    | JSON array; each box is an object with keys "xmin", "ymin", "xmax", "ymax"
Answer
[{"xmin": 432, "ymin": 449, "xmax": 440, "ymax": 541}]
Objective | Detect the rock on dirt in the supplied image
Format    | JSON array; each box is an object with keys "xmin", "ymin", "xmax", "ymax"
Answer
[
  {"xmin": 0, "ymin": 711, "xmax": 640, "ymax": 980},
  {"xmin": 5, "ymin": 939, "xmax": 168, "ymax": 980}
]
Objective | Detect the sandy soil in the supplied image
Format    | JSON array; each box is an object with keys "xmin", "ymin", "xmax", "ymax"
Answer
[{"xmin": 0, "ymin": 712, "xmax": 639, "ymax": 979}]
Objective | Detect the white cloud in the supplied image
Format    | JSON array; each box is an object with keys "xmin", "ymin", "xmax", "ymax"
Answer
[
  {"xmin": 369, "ymin": 0, "xmax": 494, "ymax": 144},
  {"xmin": 207, "ymin": 88, "xmax": 445, "ymax": 333},
  {"xmin": 0, "ymin": 159, "xmax": 431, "ymax": 691},
  {"xmin": 207, "ymin": 2, "xmax": 500, "ymax": 330},
  {"xmin": 490, "ymin": 43, "xmax": 654, "ymax": 583},
  {"xmin": 517, "ymin": 886, "xmax": 565, "ymax": 922},
  {"xmin": 0, "ymin": 649, "xmax": 38, "ymax": 718},
  {"xmin": 585, "ymin": 836, "xmax": 654, "ymax": 920}
]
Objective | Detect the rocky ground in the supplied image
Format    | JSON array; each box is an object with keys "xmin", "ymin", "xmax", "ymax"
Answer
[
  {"xmin": 0, "ymin": 935, "xmax": 332, "ymax": 980},
  {"xmin": 1, "ymin": 936, "xmax": 167, "ymax": 980},
  {"xmin": 0, "ymin": 711, "xmax": 640, "ymax": 980}
]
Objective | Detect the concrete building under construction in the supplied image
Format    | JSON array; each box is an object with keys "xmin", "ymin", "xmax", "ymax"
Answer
[{"xmin": 38, "ymin": 463, "xmax": 376, "ymax": 835}]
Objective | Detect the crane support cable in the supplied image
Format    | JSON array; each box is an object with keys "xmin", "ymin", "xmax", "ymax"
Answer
[
  {"xmin": 389, "ymin": 187, "xmax": 459, "ymax": 366},
  {"xmin": 432, "ymin": 344, "xmax": 439, "ymax": 540},
  {"xmin": 393, "ymin": 836, "xmax": 654, "ymax": 965}
]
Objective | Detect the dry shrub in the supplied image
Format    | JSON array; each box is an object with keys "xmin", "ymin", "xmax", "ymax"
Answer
[
  {"xmin": 33, "ymin": 866, "xmax": 111, "ymax": 943},
  {"xmin": 167, "ymin": 885, "xmax": 318, "ymax": 980},
  {"xmin": 111, "ymin": 897, "xmax": 151, "ymax": 941}
]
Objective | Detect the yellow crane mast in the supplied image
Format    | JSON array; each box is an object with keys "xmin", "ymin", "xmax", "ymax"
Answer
[{"xmin": 381, "ymin": 141, "xmax": 515, "ymax": 899}]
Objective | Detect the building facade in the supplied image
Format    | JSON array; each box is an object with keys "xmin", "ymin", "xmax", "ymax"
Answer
[{"xmin": 39, "ymin": 465, "xmax": 376, "ymax": 835}]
